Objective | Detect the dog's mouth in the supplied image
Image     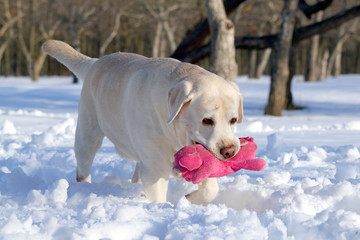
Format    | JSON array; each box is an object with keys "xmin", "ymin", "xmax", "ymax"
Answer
[
  {"xmin": 191, "ymin": 139, "xmax": 202, "ymax": 146},
  {"xmin": 191, "ymin": 139, "xmax": 241, "ymax": 160},
  {"xmin": 191, "ymin": 139, "xmax": 222, "ymax": 159}
]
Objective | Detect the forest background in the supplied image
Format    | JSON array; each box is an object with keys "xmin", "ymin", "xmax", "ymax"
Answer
[
  {"xmin": 1, "ymin": 0, "xmax": 359, "ymax": 79},
  {"xmin": 0, "ymin": 0, "xmax": 359, "ymax": 113}
]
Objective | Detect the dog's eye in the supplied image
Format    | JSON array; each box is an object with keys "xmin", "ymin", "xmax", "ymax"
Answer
[
  {"xmin": 202, "ymin": 118, "xmax": 214, "ymax": 126},
  {"xmin": 230, "ymin": 118, "xmax": 237, "ymax": 125}
]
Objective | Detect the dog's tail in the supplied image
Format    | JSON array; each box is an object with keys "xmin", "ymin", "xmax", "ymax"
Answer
[{"xmin": 42, "ymin": 40, "xmax": 97, "ymax": 80}]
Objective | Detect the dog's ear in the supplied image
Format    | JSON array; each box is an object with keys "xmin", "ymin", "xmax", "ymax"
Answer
[
  {"xmin": 226, "ymin": 81, "xmax": 243, "ymax": 123},
  {"xmin": 238, "ymin": 93, "xmax": 243, "ymax": 123},
  {"xmin": 167, "ymin": 80, "xmax": 195, "ymax": 124}
]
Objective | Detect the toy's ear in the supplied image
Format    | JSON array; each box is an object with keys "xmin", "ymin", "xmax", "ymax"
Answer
[
  {"xmin": 167, "ymin": 80, "xmax": 195, "ymax": 124},
  {"xmin": 238, "ymin": 93, "xmax": 243, "ymax": 123}
]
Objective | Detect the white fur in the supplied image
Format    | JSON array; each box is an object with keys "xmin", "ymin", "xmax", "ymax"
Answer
[{"xmin": 42, "ymin": 40, "xmax": 243, "ymax": 204}]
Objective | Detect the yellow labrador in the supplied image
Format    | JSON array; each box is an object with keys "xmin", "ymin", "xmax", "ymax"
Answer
[{"xmin": 42, "ymin": 40, "xmax": 243, "ymax": 205}]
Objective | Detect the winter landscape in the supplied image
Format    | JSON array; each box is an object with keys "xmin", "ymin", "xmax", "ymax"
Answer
[{"xmin": 0, "ymin": 74, "xmax": 359, "ymax": 240}]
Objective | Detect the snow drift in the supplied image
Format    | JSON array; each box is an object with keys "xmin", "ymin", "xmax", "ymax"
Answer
[{"xmin": 0, "ymin": 75, "xmax": 359, "ymax": 239}]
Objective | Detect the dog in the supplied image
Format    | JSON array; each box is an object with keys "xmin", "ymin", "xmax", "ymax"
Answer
[{"xmin": 42, "ymin": 40, "xmax": 243, "ymax": 205}]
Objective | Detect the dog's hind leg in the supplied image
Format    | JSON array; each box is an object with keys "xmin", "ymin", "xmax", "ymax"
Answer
[
  {"xmin": 74, "ymin": 90, "xmax": 104, "ymax": 183},
  {"xmin": 131, "ymin": 162, "xmax": 142, "ymax": 184}
]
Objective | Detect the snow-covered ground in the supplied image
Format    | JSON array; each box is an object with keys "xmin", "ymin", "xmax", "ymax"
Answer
[{"xmin": 0, "ymin": 75, "xmax": 359, "ymax": 240}]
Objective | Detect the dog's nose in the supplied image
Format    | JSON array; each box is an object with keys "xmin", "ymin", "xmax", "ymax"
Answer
[{"xmin": 220, "ymin": 145, "xmax": 236, "ymax": 159}]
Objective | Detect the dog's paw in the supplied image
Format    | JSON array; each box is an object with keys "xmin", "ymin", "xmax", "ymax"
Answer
[
  {"xmin": 185, "ymin": 178, "xmax": 219, "ymax": 205},
  {"xmin": 185, "ymin": 190, "xmax": 216, "ymax": 205},
  {"xmin": 76, "ymin": 170, "xmax": 91, "ymax": 183},
  {"xmin": 185, "ymin": 189, "xmax": 218, "ymax": 205}
]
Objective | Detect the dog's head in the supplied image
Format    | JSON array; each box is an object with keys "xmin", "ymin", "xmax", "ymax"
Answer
[{"xmin": 167, "ymin": 73, "xmax": 243, "ymax": 160}]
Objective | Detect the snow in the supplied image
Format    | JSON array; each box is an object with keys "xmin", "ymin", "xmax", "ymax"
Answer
[{"xmin": 0, "ymin": 74, "xmax": 360, "ymax": 239}]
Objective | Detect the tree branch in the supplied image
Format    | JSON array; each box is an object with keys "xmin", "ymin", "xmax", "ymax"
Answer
[
  {"xmin": 0, "ymin": 15, "xmax": 21, "ymax": 37},
  {"xmin": 293, "ymin": 4, "xmax": 360, "ymax": 42},
  {"xmin": 298, "ymin": 0, "xmax": 334, "ymax": 19},
  {"xmin": 16, "ymin": 0, "xmax": 30, "ymax": 61},
  {"xmin": 0, "ymin": 0, "xmax": 21, "ymax": 38},
  {"xmin": 181, "ymin": 4, "xmax": 360, "ymax": 63},
  {"xmin": 142, "ymin": 1, "xmax": 158, "ymax": 18},
  {"xmin": 100, "ymin": 12, "xmax": 121, "ymax": 56},
  {"xmin": 39, "ymin": 20, "xmax": 61, "ymax": 40}
]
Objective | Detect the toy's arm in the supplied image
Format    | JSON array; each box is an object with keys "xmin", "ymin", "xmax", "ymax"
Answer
[
  {"xmin": 226, "ymin": 158, "xmax": 266, "ymax": 172},
  {"xmin": 174, "ymin": 145, "xmax": 205, "ymax": 170},
  {"xmin": 188, "ymin": 157, "xmax": 265, "ymax": 183},
  {"xmin": 173, "ymin": 145, "xmax": 205, "ymax": 182}
]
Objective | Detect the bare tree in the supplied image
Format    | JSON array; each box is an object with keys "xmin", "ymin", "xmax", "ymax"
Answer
[
  {"xmin": 305, "ymin": 9, "xmax": 323, "ymax": 82},
  {"xmin": 179, "ymin": 3, "xmax": 360, "ymax": 63},
  {"xmin": 319, "ymin": 49, "xmax": 330, "ymax": 80},
  {"xmin": 56, "ymin": 0, "xmax": 96, "ymax": 83},
  {"xmin": 0, "ymin": 0, "xmax": 19, "ymax": 64},
  {"xmin": 171, "ymin": 0, "xmax": 245, "ymax": 60},
  {"xmin": 142, "ymin": 0, "xmax": 183, "ymax": 57},
  {"xmin": 264, "ymin": 0, "xmax": 299, "ymax": 116},
  {"xmin": 255, "ymin": 1, "xmax": 281, "ymax": 79},
  {"xmin": 66, "ymin": 1, "xmax": 96, "ymax": 50},
  {"xmin": 152, "ymin": 20, "xmax": 163, "ymax": 57},
  {"xmin": 99, "ymin": 12, "xmax": 121, "ymax": 57},
  {"xmin": 98, "ymin": 0, "xmax": 135, "ymax": 57},
  {"xmin": 2, "ymin": 0, "xmax": 360, "ymax": 85},
  {"xmin": 326, "ymin": 23, "xmax": 355, "ymax": 77},
  {"xmin": 17, "ymin": 0, "xmax": 60, "ymax": 81},
  {"xmin": 248, "ymin": 23, "xmax": 263, "ymax": 79},
  {"xmin": 205, "ymin": 0, "xmax": 238, "ymax": 81}
]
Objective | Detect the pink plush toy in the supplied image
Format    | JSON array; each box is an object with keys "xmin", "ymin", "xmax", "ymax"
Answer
[{"xmin": 174, "ymin": 137, "xmax": 266, "ymax": 184}]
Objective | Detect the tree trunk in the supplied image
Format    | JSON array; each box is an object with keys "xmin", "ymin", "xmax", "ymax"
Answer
[
  {"xmin": 320, "ymin": 49, "xmax": 330, "ymax": 80},
  {"xmin": 334, "ymin": 44, "xmax": 343, "ymax": 77},
  {"xmin": 205, "ymin": 0, "xmax": 237, "ymax": 81},
  {"xmin": 171, "ymin": 0, "xmax": 245, "ymax": 60},
  {"xmin": 285, "ymin": 44, "xmax": 302, "ymax": 110},
  {"xmin": 15, "ymin": 48, "xmax": 21, "ymax": 76},
  {"xmin": 99, "ymin": 12, "xmax": 121, "ymax": 57},
  {"xmin": 16, "ymin": 0, "xmax": 59, "ymax": 81},
  {"xmin": 159, "ymin": 8, "xmax": 177, "ymax": 54},
  {"xmin": 334, "ymin": 26, "xmax": 345, "ymax": 76},
  {"xmin": 152, "ymin": 22, "xmax": 162, "ymax": 57},
  {"xmin": 255, "ymin": 48, "xmax": 272, "ymax": 79},
  {"xmin": 33, "ymin": 52, "xmax": 47, "ymax": 81},
  {"xmin": 305, "ymin": 33, "xmax": 321, "ymax": 81},
  {"xmin": 255, "ymin": 17, "xmax": 278, "ymax": 79},
  {"xmin": 305, "ymin": 10, "xmax": 323, "ymax": 82},
  {"xmin": 5, "ymin": 45, "xmax": 12, "ymax": 76},
  {"xmin": 0, "ymin": 39, "xmax": 10, "ymax": 64},
  {"xmin": 326, "ymin": 25, "xmax": 349, "ymax": 77},
  {"xmin": 159, "ymin": 31, "xmax": 168, "ymax": 57},
  {"xmin": 265, "ymin": 0, "xmax": 298, "ymax": 116},
  {"xmin": 248, "ymin": 50, "xmax": 257, "ymax": 78},
  {"xmin": 249, "ymin": 21, "xmax": 270, "ymax": 79}
]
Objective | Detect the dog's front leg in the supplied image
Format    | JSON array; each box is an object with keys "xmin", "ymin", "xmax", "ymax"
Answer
[
  {"xmin": 186, "ymin": 178, "xmax": 219, "ymax": 205},
  {"xmin": 140, "ymin": 163, "xmax": 170, "ymax": 203}
]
